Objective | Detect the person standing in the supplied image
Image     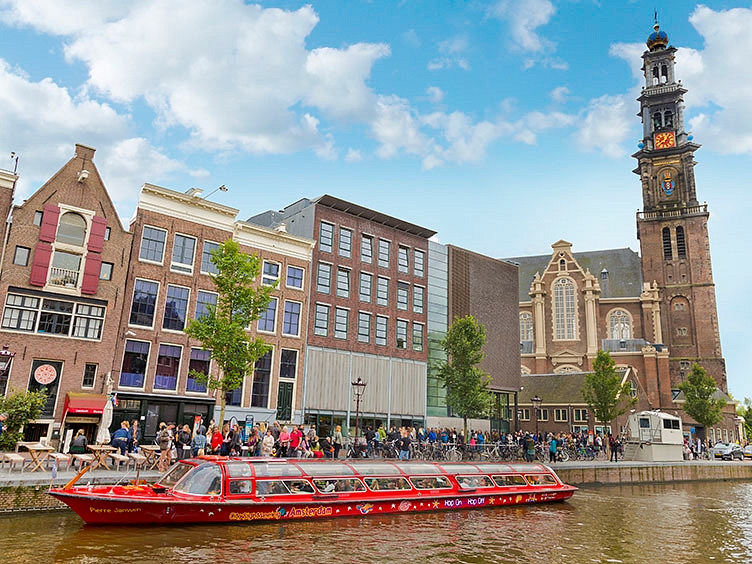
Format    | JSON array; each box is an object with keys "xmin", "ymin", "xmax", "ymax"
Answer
[
  {"xmin": 129, "ymin": 420, "xmax": 141, "ymax": 453},
  {"xmin": 609, "ymin": 433, "xmax": 619, "ymax": 462},
  {"xmin": 332, "ymin": 425, "xmax": 343, "ymax": 459},
  {"xmin": 156, "ymin": 423, "xmax": 171, "ymax": 472},
  {"xmin": 398, "ymin": 430, "xmax": 412, "ymax": 460},
  {"xmin": 549, "ymin": 435, "xmax": 558, "ymax": 463},
  {"xmin": 177, "ymin": 424, "xmax": 192, "ymax": 460},
  {"xmin": 261, "ymin": 429, "xmax": 275, "ymax": 456}
]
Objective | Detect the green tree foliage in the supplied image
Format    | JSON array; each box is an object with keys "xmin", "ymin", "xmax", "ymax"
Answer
[
  {"xmin": 738, "ymin": 398, "xmax": 752, "ymax": 442},
  {"xmin": 184, "ymin": 240, "xmax": 274, "ymax": 424},
  {"xmin": 436, "ymin": 315, "xmax": 494, "ymax": 439},
  {"xmin": 678, "ymin": 363, "xmax": 725, "ymax": 435},
  {"xmin": 0, "ymin": 388, "xmax": 47, "ymax": 451},
  {"xmin": 581, "ymin": 350, "xmax": 637, "ymax": 430}
]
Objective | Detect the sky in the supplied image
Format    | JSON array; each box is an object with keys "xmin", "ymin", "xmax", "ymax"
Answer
[{"xmin": 0, "ymin": 1, "xmax": 749, "ymax": 400}]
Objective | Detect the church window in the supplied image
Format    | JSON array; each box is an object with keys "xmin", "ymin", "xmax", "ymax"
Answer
[
  {"xmin": 628, "ymin": 381, "xmax": 637, "ymax": 398},
  {"xmin": 519, "ymin": 312, "xmax": 533, "ymax": 342},
  {"xmin": 661, "ymin": 64, "xmax": 668, "ymax": 83},
  {"xmin": 676, "ymin": 226, "xmax": 686, "ymax": 258},
  {"xmin": 652, "ymin": 111, "xmax": 662, "ymax": 131},
  {"xmin": 652, "ymin": 66, "xmax": 659, "ymax": 85},
  {"xmin": 608, "ymin": 309, "xmax": 631, "ymax": 340},
  {"xmin": 662, "ymin": 227, "xmax": 673, "ymax": 260},
  {"xmin": 663, "ymin": 111, "xmax": 673, "ymax": 128},
  {"xmin": 553, "ymin": 278, "xmax": 576, "ymax": 340},
  {"xmin": 558, "ymin": 258, "xmax": 566, "ymax": 271}
]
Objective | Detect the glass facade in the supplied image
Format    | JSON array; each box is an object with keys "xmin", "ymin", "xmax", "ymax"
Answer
[{"xmin": 426, "ymin": 241, "xmax": 448, "ymax": 417}]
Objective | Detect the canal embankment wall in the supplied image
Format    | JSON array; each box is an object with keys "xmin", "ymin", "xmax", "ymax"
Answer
[{"xmin": 1, "ymin": 461, "xmax": 750, "ymax": 514}]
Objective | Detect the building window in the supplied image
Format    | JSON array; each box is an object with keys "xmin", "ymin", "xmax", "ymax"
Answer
[
  {"xmin": 376, "ymin": 276, "xmax": 389, "ymax": 306},
  {"xmin": 573, "ymin": 409, "xmax": 588, "ymax": 423},
  {"xmin": 553, "ymin": 277, "xmax": 576, "ymax": 340},
  {"xmin": 398, "ymin": 246, "xmax": 409, "ymax": 273},
  {"xmin": 519, "ymin": 408, "xmax": 530, "ymax": 421},
  {"xmin": 316, "ymin": 263, "xmax": 332, "ymax": 294},
  {"xmin": 412, "ymin": 322, "xmax": 424, "ymax": 351},
  {"xmin": 375, "ymin": 315, "xmax": 388, "ymax": 346},
  {"xmin": 283, "ymin": 301, "xmax": 301, "ymax": 336},
  {"xmin": 139, "ymin": 226, "xmax": 167, "ymax": 263},
  {"xmin": 358, "ymin": 312, "xmax": 371, "ymax": 343},
  {"xmin": 72, "ymin": 304, "xmax": 105, "ymax": 339},
  {"xmin": 396, "ymin": 319, "xmax": 408, "ymax": 349},
  {"xmin": 538, "ymin": 409, "xmax": 549, "ymax": 422},
  {"xmin": 49, "ymin": 250, "xmax": 82, "ymax": 287},
  {"xmin": 413, "ymin": 285, "xmax": 424, "ymax": 314},
  {"xmin": 378, "ymin": 239, "xmax": 390, "ymax": 268},
  {"xmin": 33, "ymin": 210, "xmax": 43, "ymax": 226},
  {"xmin": 130, "ymin": 280, "xmax": 158, "ymax": 326},
  {"xmin": 314, "ymin": 304, "xmax": 329, "ymax": 336},
  {"xmin": 359, "ymin": 272, "xmax": 372, "ymax": 302},
  {"xmin": 171, "ymin": 234, "xmax": 196, "ymax": 273},
  {"xmin": 520, "ymin": 312, "xmax": 533, "ymax": 342},
  {"xmin": 676, "ymin": 226, "xmax": 686, "ymax": 258},
  {"xmin": 251, "ymin": 350, "xmax": 272, "ymax": 408},
  {"xmin": 554, "ymin": 409, "xmax": 568, "ymax": 422},
  {"xmin": 2, "ymin": 294, "xmax": 103, "ymax": 339},
  {"xmin": 608, "ymin": 309, "xmax": 631, "ymax": 340},
  {"xmin": 361, "ymin": 235, "xmax": 373, "ymax": 263},
  {"xmin": 201, "ymin": 241, "xmax": 220, "ymax": 274},
  {"xmin": 397, "ymin": 282, "xmax": 409, "ymax": 310},
  {"xmin": 163, "ymin": 285, "xmax": 190, "ymax": 331},
  {"xmin": 257, "ymin": 297, "xmax": 278, "ymax": 333},
  {"xmin": 99, "ymin": 261, "xmax": 113, "ymax": 280},
  {"xmin": 195, "ymin": 290, "xmax": 217, "ymax": 319},
  {"xmin": 262, "ymin": 261, "xmax": 280, "ymax": 286},
  {"xmin": 319, "ymin": 222, "xmax": 334, "ymax": 253},
  {"xmin": 120, "ymin": 340, "xmax": 149, "ymax": 388},
  {"xmin": 279, "ymin": 349, "xmax": 298, "ymax": 379},
  {"xmin": 414, "ymin": 249, "xmax": 425, "ymax": 277},
  {"xmin": 334, "ymin": 307, "xmax": 348, "ymax": 339},
  {"xmin": 676, "ymin": 327, "xmax": 688, "ymax": 336},
  {"xmin": 0, "ymin": 294, "xmax": 37, "ymax": 331},
  {"xmin": 336, "ymin": 268, "xmax": 350, "ymax": 298},
  {"xmin": 104, "ymin": 227, "xmax": 111, "ymax": 241},
  {"xmin": 154, "ymin": 344, "xmax": 181, "ymax": 391},
  {"xmin": 13, "ymin": 246, "xmax": 30, "ymax": 266},
  {"xmin": 82, "ymin": 363, "xmax": 97, "ymax": 388},
  {"xmin": 339, "ymin": 227, "xmax": 352, "ymax": 258},
  {"xmin": 662, "ymin": 227, "xmax": 673, "ymax": 260},
  {"xmin": 187, "ymin": 349, "xmax": 210, "ymax": 393},
  {"xmin": 37, "ymin": 299, "xmax": 73, "ymax": 335},
  {"xmin": 56, "ymin": 212, "xmax": 87, "ymax": 246},
  {"xmin": 286, "ymin": 266, "xmax": 304, "ymax": 289},
  {"xmin": 226, "ymin": 387, "xmax": 242, "ymax": 407}
]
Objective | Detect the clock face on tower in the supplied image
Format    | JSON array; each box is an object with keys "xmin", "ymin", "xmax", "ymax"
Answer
[{"xmin": 655, "ymin": 131, "xmax": 676, "ymax": 150}]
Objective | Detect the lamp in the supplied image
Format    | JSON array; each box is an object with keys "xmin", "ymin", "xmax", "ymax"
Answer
[
  {"xmin": 351, "ymin": 378, "xmax": 367, "ymax": 449},
  {"xmin": 531, "ymin": 395, "xmax": 542, "ymax": 436},
  {"xmin": 202, "ymin": 184, "xmax": 228, "ymax": 200}
]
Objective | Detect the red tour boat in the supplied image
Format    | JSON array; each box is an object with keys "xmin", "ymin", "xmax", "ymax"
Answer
[{"xmin": 48, "ymin": 457, "xmax": 577, "ymax": 525}]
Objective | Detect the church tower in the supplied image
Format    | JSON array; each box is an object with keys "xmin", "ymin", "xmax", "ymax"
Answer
[{"xmin": 634, "ymin": 23, "xmax": 727, "ymax": 391}]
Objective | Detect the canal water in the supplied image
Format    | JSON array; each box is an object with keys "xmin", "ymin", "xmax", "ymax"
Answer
[{"xmin": 1, "ymin": 481, "xmax": 751, "ymax": 563}]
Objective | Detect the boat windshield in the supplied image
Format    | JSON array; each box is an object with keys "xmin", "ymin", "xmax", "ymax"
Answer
[
  {"xmin": 173, "ymin": 463, "xmax": 223, "ymax": 496},
  {"xmin": 158, "ymin": 462, "xmax": 194, "ymax": 488}
]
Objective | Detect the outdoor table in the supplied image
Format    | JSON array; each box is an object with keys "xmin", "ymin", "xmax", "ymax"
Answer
[
  {"xmin": 22, "ymin": 443, "xmax": 54, "ymax": 472},
  {"xmin": 87, "ymin": 445, "xmax": 117, "ymax": 470},
  {"xmin": 139, "ymin": 445, "xmax": 160, "ymax": 470}
]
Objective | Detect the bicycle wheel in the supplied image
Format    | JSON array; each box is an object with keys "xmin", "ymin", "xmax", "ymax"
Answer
[
  {"xmin": 558, "ymin": 449, "xmax": 569, "ymax": 462},
  {"xmin": 445, "ymin": 448, "xmax": 462, "ymax": 462}
]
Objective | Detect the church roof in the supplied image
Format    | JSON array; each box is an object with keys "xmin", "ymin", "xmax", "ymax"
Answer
[
  {"xmin": 505, "ymin": 247, "xmax": 643, "ymax": 302},
  {"xmin": 520, "ymin": 369, "xmax": 629, "ymax": 406}
]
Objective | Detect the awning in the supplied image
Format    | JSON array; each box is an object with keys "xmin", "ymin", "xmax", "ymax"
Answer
[{"xmin": 63, "ymin": 392, "xmax": 108, "ymax": 415}]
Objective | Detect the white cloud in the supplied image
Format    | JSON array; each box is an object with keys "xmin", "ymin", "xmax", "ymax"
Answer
[
  {"xmin": 345, "ymin": 149, "xmax": 363, "ymax": 162},
  {"xmin": 550, "ymin": 86, "xmax": 570, "ymax": 104},
  {"xmin": 487, "ymin": 0, "xmax": 557, "ymax": 66},
  {"xmin": 426, "ymin": 86, "xmax": 444, "ymax": 104},
  {"xmin": 428, "ymin": 36, "xmax": 470, "ymax": 71},
  {"xmin": 573, "ymin": 94, "xmax": 633, "ymax": 158}
]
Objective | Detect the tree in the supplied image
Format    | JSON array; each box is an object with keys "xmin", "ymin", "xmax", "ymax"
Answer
[
  {"xmin": 678, "ymin": 363, "xmax": 725, "ymax": 438},
  {"xmin": 0, "ymin": 388, "xmax": 47, "ymax": 451},
  {"xmin": 435, "ymin": 315, "xmax": 494, "ymax": 440},
  {"xmin": 184, "ymin": 240, "xmax": 275, "ymax": 425},
  {"xmin": 738, "ymin": 398, "xmax": 752, "ymax": 443},
  {"xmin": 581, "ymin": 350, "xmax": 637, "ymax": 433}
]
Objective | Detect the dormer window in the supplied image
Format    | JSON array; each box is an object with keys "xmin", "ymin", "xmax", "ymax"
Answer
[{"xmin": 56, "ymin": 212, "xmax": 87, "ymax": 246}]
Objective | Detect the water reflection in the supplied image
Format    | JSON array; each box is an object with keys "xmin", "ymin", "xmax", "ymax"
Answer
[{"xmin": 1, "ymin": 482, "xmax": 751, "ymax": 563}]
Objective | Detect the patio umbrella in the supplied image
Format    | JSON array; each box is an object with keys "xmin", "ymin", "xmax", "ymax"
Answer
[{"xmin": 96, "ymin": 398, "xmax": 113, "ymax": 444}]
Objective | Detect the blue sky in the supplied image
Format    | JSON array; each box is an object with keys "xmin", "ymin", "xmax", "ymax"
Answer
[{"xmin": 0, "ymin": 1, "xmax": 750, "ymax": 401}]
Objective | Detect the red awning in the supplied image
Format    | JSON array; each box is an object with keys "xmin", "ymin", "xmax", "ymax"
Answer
[{"xmin": 64, "ymin": 393, "xmax": 108, "ymax": 415}]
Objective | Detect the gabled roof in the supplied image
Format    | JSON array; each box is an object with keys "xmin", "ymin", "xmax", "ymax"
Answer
[
  {"xmin": 520, "ymin": 369, "xmax": 629, "ymax": 405},
  {"xmin": 506, "ymin": 247, "xmax": 643, "ymax": 302}
]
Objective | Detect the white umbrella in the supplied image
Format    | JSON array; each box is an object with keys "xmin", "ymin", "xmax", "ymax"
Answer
[{"xmin": 96, "ymin": 398, "xmax": 113, "ymax": 444}]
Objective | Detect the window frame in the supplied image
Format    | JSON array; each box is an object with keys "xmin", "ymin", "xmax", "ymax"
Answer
[
  {"xmin": 377, "ymin": 238, "xmax": 390, "ymax": 268},
  {"xmin": 162, "ymin": 284, "xmax": 190, "ymax": 332},
  {"xmin": 314, "ymin": 303, "xmax": 330, "ymax": 337},
  {"xmin": 357, "ymin": 312, "xmax": 371, "ymax": 343},
  {"xmin": 334, "ymin": 307, "xmax": 349, "ymax": 340},
  {"xmin": 316, "ymin": 262, "xmax": 332, "ymax": 295},
  {"xmin": 319, "ymin": 221, "xmax": 334, "ymax": 253},
  {"xmin": 139, "ymin": 225, "xmax": 167, "ymax": 264},
  {"xmin": 339, "ymin": 227, "xmax": 353, "ymax": 258},
  {"xmin": 129, "ymin": 278, "xmax": 160, "ymax": 328},
  {"xmin": 200, "ymin": 241, "xmax": 220, "ymax": 275},
  {"xmin": 286, "ymin": 265, "xmax": 304, "ymax": 290},
  {"xmin": 282, "ymin": 300, "xmax": 302, "ymax": 337},
  {"xmin": 13, "ymin": 246, "xmax": 30, "ymax": 267},
  {"xmin": 170, "ymin": 233, "xmax": 197, "ymax": 274}
]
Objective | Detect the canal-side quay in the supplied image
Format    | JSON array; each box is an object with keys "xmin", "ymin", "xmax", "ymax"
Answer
[{"xmin": 1, "ymin": 459, "xmax": 750, "ymax": 514}]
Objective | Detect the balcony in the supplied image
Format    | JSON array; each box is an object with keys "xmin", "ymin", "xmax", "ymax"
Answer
[
  {"xmin": 601, "ymin": 339, "xmax": 647, "ymax": 353},
  {"xmin": 48, "ymin": 266, "xmax": 79, "ymax": 287}
]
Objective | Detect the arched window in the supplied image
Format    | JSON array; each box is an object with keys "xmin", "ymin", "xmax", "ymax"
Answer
[
  {"xmin": 553, "ymin": 278, "xmax": 576, "ymax": 340},
  {"xmin": 56, "ymin": 212, "xmax": 87, "ymax": 246},
  {"xmin": 559, "ymin": 258, "xmax": 566, "ymax": 271},
  {"xmin": 519, "ymin": 312, "xmax": 533, "ymax": 342},
  {"xmin": 662, "ymin": 227, "xmax": 673, "ymax": 260},
  {"xmin": 676, "ymin": 226, "xmax": 686, "ymax": 258},
  {"xmin": 663, "ymin": 110, "xmax": 673, "ymax": 128},
  {"xmin": 661, "ymin": 64, "xmax": 668, "ymax": 83},
  {"xmin": 653, "ymin": 111, "xmax": 662, "ymax": 130},
  {"xmin": 608, "ymin": 309, "xmax": 631, "ymax": 340},
  {"xmin": 554, "ymin": 365, "xmax": 578, "ymax": 374}
]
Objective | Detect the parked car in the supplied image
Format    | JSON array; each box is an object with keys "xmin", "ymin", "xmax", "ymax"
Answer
[
  {"xmin": 709, "ymin": 442, "xmax": 743, "ymax": 460},
  {"xmin": 743, "ymin": 445, "xmax": 752, "ymax": 459}
]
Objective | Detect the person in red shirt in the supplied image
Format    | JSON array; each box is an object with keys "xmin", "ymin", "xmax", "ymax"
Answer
[
  {"xmin": 210, "ymin": 425, "xmax": 223, "ymax": 454},
  {"xmin": 289, "ymin": 425, "xmax": 304, "ymax": 458}
]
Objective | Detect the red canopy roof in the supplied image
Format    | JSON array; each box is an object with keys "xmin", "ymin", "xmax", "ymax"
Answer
[{"xmin": 64, "ymin": 393, "xmax": 107, "ymax": 415}]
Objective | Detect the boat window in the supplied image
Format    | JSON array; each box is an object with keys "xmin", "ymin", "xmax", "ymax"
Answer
[
  {"xmin": 457, "ymin": 475, "xmax": 494, "ymax": 489},
  {"xmin": 226, "ymin": 462, "xmax": 254, "ymax": 478},
  {"xmin": 228, "ymin": 479, "xmax": 253, "ymax": 495},
  {"xmin": 158, "ymin": 462, "xmax": 194, "ymax": 488},
  {"xmin": 492, "ymin": 475, "xmax": 527, "ymax": 487},
  {"xmin": 255, "ymin": 479, "xmax": 315, "ymax": 496},
  {"xmin": 296, "ymin": 462, "xmax": 355, "ymax": 476},
  {"xmin": 398, "ymin": 463, "xmax": 441, "ymax": 475},
  {"xmin": 439, "ymin": 464, "xmax": 481, "ymax": 474},
  {"xmin": 364, "ymin": 477, "xmax": 411, "ymax": 491},
  {"xmin": 525, "ymin": 474, "xmax": 557, "ymax": 486},
  {"xmin": 173, "ymin": 463, "xmax": 222, "ymax": 496},
  {"xmin": 475, "ymin": 464, "xmax": 515, "ymax": 474},
  {"xmin": 409, "ymin": 476, "xmax": 451, "ymax": 490},
  {"xmin": 313, "ymin": 478, "xmax": 365, "ymax": 493},
  {"xmin": 347, "ymin": 462, "xmax": 402, "ymax": 475},
  {"xmin": 253, "ymin": 463, "xmax": 304, "ymax": 478}
]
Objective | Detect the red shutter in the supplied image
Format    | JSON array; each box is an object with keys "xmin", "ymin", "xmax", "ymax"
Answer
[
  {"xmin": 29, "ymin": 242, "xmax": 52, "ymax": 286},
  {"xmin": 81, "ymin": 253, "xmax": 102, "ymax": 295},
  {"xmin": 39, "ymin": 204, "xmax": 60, "ymax": 243},
  {"xmin": 88, "ymin": 216, "xmax": 107, "ymax": 252}
]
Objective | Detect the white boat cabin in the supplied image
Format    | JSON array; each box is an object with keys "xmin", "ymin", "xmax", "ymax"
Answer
[{"xmin": 622, "ymin": 411, "xmax": 684, "ymax": 462}]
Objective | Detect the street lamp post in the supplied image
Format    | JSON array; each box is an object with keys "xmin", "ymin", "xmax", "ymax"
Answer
[
  {"xmin": 531, "ymin": 395, "xmax": 542, "ymax": 437},
  {"xmin": 351, "ymin": 378, "xmax": 367, "ymax": 449},
  {"xmin": 0, "ymin": 346, "xmax": 15, "ymax": 396}
]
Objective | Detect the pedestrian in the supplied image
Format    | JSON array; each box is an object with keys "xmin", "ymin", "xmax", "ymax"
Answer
[
  {"xmin": 609, "ymin": 433, "xmax": 619, "ymax": 462},
  {"xmin": 156, "ymin": 422, "xmax": 171, "ymax": 472},
  {"xmin": 549, "ymin": 435, "xmax": 558, "ymax": 463},
  {"xmin": 524, "ymin": 433, "xmax": 535, "ymax": 463},
  {"xmin": 332, "ymin": 425, "xmax": 343, "ymax": 459},
  {"xmin": 398, "ymin": 430, "xmax": 411, "ymax": 460},
  {"xmin": 192, "ymin": 425, "xmax": 207, "ymax": 457}
]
